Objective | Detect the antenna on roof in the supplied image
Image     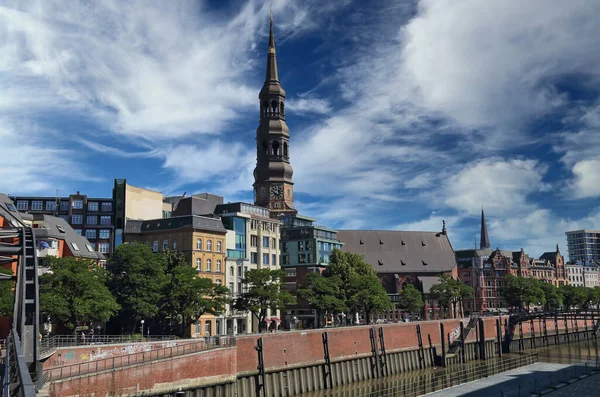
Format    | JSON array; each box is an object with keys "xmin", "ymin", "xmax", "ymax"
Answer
[{"xmin": 172, "ymin": 192, "xmax": 186, "ymax": 212}]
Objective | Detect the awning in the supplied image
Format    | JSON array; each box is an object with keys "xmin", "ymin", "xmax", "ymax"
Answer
[
  {"xmin": 271, "ymin": 317, "xmax": 281, "ymax": 323},
  {"xmin": 263, "ymin": 317, "xmax": 272, "ymax": 323}
]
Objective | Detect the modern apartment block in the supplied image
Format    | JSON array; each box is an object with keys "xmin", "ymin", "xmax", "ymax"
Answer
[
  {"xmin": 566, "ymin": 230, "xmax": 600, "ymax": 264},
  {"xmin": 215, "ymin": 202, "xmax": 281, "ymax": 334},
  {"xmin": 279, "ymin": 214, "xmax": 343, "ymax": 329},
  {"xmin": 11, "ymin": 192, "xmax": 115, "ymax": 255}
]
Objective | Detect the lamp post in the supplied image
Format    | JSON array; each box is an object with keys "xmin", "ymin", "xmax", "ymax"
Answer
[{"xmin": 140, "ymin": 319, "xmax": 145, "ymax": 336}]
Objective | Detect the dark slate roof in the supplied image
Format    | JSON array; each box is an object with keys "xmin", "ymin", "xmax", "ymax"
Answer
[
  {"xmin": 33, "ymin": 214, "xmax": 105, "ymax": 260},
  {"xmin": 0, "ymin": 193, "xmax": 24, "ymax": 226},
  {"xmin": 540, "ymin": 251, "xmax": 558, "ymax": 261},
  {"xmin": 455, "ymin": 249, "xmax": 494, "ymax": 259},
  {"xmin": 337, "ymin": 230, "xmax": 456, "ymax": 273},
  {"xmin": 125, "ymin": 215, "xmax": 226, "ymax": 234}
]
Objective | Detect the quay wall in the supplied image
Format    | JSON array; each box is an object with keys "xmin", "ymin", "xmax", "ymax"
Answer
[{"xmin": 48, "ymin": 316, "xmax": 595, "ymax": 397}]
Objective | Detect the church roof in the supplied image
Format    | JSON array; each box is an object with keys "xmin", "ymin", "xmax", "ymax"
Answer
[{"xmin": 337, "ymin": 230, "xmax": 456, "ymax": 274}]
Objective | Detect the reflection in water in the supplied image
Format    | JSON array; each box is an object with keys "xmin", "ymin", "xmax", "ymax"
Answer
[{"xmin": 300, "ymin": 339, "xmax": 600, "ymax": 397}]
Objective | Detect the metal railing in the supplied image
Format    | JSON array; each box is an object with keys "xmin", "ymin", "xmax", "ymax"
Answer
[
  {"xmin": 41, "ymin": 336, "xmax": 235, "ymax": 386},
  {"xmin": 345, "ymin": 353, "xmax": 539, "ymax": 397},
  {"xmin": 39, "ymin": 334, "xmax": 179, "ymax": 356}
]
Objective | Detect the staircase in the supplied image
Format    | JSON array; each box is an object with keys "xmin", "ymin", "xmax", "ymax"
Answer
[{"xmin": 447, "ymin": 316, "xmax": 478, "ymax": 356}]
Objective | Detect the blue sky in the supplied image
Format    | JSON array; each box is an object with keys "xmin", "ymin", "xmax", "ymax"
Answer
[{"xmin": 1, "ymin": 0, "xmax": 600, "ymax": 257}]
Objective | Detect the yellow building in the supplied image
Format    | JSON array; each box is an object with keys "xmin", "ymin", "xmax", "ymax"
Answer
[{"xmin": 125, "ymin": 215, "xmax": 227, "ymax": 337}]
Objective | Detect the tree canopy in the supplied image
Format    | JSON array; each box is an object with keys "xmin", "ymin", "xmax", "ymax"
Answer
[
  {"xmin": 559, "ymin": 284, "xmax": 588, "ymax": 309},
  {"xmin": 234, "ymin": 268, "xmax": 296, "ymax": 331},
  {"xmin": 397, "ymin": 284, "xmax": 424, "ymax": 317},
  {"xmin": 40, "ymin": 257, "xmax": 119, "ymax": 333},
  {"xmin": 298, "ymin": 273, "xmax": 346, "ymax": 327},
  {"xmin": 538, "ymin": 281, "xmax": 562, "ymax": 310},
  {"xmin": 323, "ymin": 249, "xmax": 392, "ymax": 324},
  {"xmin": 107, "ymin": 243, "xmax": 168, "ymax": 333},
  {"xmin": 159, "ymin": 250, "xmax": 229, "ymax": 337},
  {"xmin": 500, "ymin": 275, "xmax": 545, "ymax": 311},
  {"xmin": 429, "ymin": 274, "xmax": 473, "ymax": 318}
]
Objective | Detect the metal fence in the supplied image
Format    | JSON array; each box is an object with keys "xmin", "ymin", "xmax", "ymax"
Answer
[
  {"xmin": 41, "ymin": 336, "xmax": 235, "ymax": 386},
  {"xmin": 39, "ymin": 334, "xmax": 179, "ymax": 356}
]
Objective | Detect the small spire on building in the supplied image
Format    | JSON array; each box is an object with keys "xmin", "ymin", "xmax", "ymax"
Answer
[
  {"xmin": 556, "ymin": 243, "xmax": 560, "ymax": 254},
  {"xmin": 265, "ymin": 8, "xmax": 278, "ymax": 83},
  {"xmin": 442, "ymin": 219, "xmax": 447, "ymax": 235}
]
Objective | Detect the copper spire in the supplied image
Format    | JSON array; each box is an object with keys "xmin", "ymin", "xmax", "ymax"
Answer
[
  {"xmin": 265, "ymin": 9, "xmax": 279, "ymax": 83},
  {"xmin": 480, "ymin": 207, "xmax": 491, "ymax": 249}
]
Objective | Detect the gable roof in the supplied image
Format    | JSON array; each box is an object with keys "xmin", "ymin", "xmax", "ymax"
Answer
[
  {"xmin": 33, "ymin": 214, "xmax": 105, "ymax": 260},
  {"xmin": 125, "ymin": 215, "xmax": 226, "ymax": 234},
  {"xmin": 337, "ymin": 230, "xmax": 456, "ymax": 273},
  {"xmin": 540, "ymin": 251, "xmax": 559, "ymax": 261}
]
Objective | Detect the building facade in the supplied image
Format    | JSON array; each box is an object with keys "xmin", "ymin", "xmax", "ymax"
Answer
[
  {"xmin": 11, "ymin": 192, "xmax": 115, "ymax": 256},
  {"xmin": 566, "ymin": 262, "xmax": 600, "ymax": 287},
  {"xmin": 539, "ymin": 245, "xmax": 567, "ymax": 287},
  {"xmin": 338, "ymin": 227, "xmax": 458, "ymax": 321},
  {"xmin": 215, "ymin": 202, "xmax": 281, "ymax": 334},
  {"xmin": 252, "ymin": 15, "xmax": 297, "ymax": 218},
  {"xmin": 124, "ymin": 215, "xmax": 227, "ymax": 337},
  {"xmin": 566, "ymin": 230, "xmax": 600, "ymax": 263}
]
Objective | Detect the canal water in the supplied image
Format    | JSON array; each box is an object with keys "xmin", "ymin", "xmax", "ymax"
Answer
[{"xmin": 298, "ymin": 338, "xmax": 600, "ymax": 397}]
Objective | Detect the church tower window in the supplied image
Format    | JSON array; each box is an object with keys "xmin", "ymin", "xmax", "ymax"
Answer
[
  {"xmin": 272, "ymin": 140, "xmax": 280, "ymax": 156},
  {"xmin": 283, "ymin": 142, "xmax": 288, "ymax": 157}
]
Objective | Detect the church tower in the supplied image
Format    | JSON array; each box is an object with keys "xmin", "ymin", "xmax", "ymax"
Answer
[
  {"xmin": 480, "ymin": 207, "xmax": 491, "ymax": 249},
  {"xmin": 253, "ymin": 13, "xmax": 297, "ymax": 218}
]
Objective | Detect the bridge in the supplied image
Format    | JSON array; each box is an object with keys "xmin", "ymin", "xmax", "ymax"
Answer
[
  {"xmin": 1, "ymin": 199, "xmax": 40, "ymax": 397},
  {"xmin": 502, "ymin": 309, "xmax": 600, "ymax": 353}
]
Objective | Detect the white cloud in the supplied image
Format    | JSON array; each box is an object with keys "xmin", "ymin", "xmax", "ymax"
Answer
[
  {"xmin": 443, "ymin": 159, "xmax": 549, "ymax": 215},
  {"xmin": 399, "ymin": 0, "xmax": 600, "ymax": 140},
  {"xmin": 569, "ymin": 160, "xmax": 600, "ymax": 199},
  {"xmin": 286, "ymin": 98, "xmax": 331, "ymax": 115}
]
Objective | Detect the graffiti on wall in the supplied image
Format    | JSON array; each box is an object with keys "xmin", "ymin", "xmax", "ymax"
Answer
[{"xmin": 51, "ymin": 341, "xmax": 182, "ymax": 364}]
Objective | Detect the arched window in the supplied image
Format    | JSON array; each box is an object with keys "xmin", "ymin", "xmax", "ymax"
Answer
[
  {"xmin": 271, "ymin": 100, "xmax": 278, "ymax": 114},
  {"xmin": 262, "ymin": 101, "xmax": 268, "ymax": 117},
  {"xmin": 262, "ymin": 141, "xmax": 268, "ymax": 155},
  {"xmin": 216, "ymin": 241, "xmax": 222, "ymax": 252},
  {"xmin": 206, "ymin": 259, "xmax": 212, "ymax": 272},
  {"xmin": 207, "ymin": 240, "xmax": 212, "ymax": 251},
  {"xmin": 196, "ymin": 258, "xmax": 201, "ymax": 270},
  {"xmin": 216, "ymin": 260, "xmax": 222, "ymax": 272},
  {"xmin": 280, "ymin": 102, "xmax": 285, "ymax": 115},
  {"xmin": 283, "ymin": 142, "xmax": 288, "ymax": 157},
  {"xmin": 272, "ymin": 140, "xmax": 280, "ymax": 156},
  {"xmin": 230, "ymin": 266, "xmax": 234, "ymax": 276},
  {"xmin": 163, "ymin": 240, "xmax": 168, "ymax": 251},
  {"xmin": 260, "ymin": 186, "xmax": 266, "ymax": 197},
  {"xmin": 173, "ymin": 240, "xmax": 177, "ymax": 249},
  {"xmin": 196, "ymin": 238, "xmax": 202, "ymax": 250}
]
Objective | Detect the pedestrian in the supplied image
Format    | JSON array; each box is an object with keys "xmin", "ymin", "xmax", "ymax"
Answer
[{"xmin": 81, "ymin": 332, "xmax": 86, "ymax": 344}]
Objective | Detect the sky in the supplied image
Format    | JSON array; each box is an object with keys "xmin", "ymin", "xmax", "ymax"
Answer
[{"xmin": 1, "ymin": 0, "xmax": 600, "ymax": 258}]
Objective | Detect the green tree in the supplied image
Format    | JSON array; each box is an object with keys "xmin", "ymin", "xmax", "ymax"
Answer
[
  {"xmin": 397, "ymin": 284, "xmax": 424, "ymax": 317},
  {"xmin": 538, "ymin": 281, "xmax": 562, "ymax": 310},
  {"xmin": 40, "ymin": 257, "xmax": 119, "ymax": 334},
  {"xmin": 298, "ymin": 273, "xmax": 347, "ymax": 328},
  {"xmin": 107, "ymin": 243, "xmax": 168, "ymax": 333},
  {"xmin": 500, "ymin": 275, "xmax": 544, "ymax": 311},
  {"xmin": 0, "ymin": 268, "xmax": 14, "ymax": 317},
  {"xmin": 559, "ymin": 285, "xmax": 588, "ymax": 309},
  {"xmin": 429, "ymin": 274, "xmax": 473, "ymax": 318},
  {"xmin": 588, "ymin": 286, "xmax": 600, "ymax": 309},
  {"xmin": 325, "ymin": 249, "xmax": 392, "ymax": 324},
  {"xmin": 160, "ymin": 250, "xmax": 229, "ymax": 337},
  {"xmin": 234, "ymin": 268, "xmax": 296, "ymax": 332}
]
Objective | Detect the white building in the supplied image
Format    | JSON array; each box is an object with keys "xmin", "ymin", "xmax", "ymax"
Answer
[
  {"xmin": 215, "ymin": 202, "xmax": 281, "ymax": 335},
  {"xmin": 567, "ymin": 262, "xmax": 600, "ymax": 288}
]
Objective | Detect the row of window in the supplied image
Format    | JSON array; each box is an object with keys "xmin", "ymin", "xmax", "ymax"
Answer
[
  {"xmin": 76, "ymin": 229, "xmax": 111, "ymax": 239},
  {"xmin": 70, "ymin": 215, "xmax": 111, "ymax": 225},
  {"xmin": 248, "ymin": 236, "xmax": 277, "ymax": 249},
  {"xmin": 16, "ymin": 200, "xmax": 112, "ymax": 212},
  {"xmin": 79, "ymin": 241, "xmax": 110, "ymax": 253},
  {"xmin": 195, "ymin": 258, "xmax": 222, "ymax": 272},
  {"xmin": 249, "ymin": 252, "xmax": 278, "ymax": 266},
  {"xmin": 195, "ymin": 238, "xmax": 222, "ymax": 252}
]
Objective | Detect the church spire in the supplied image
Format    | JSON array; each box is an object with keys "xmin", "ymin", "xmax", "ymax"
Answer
[
  {"xmin": 480, "ymin": 207, "xmax": 491, "ymax": 249},
  {"xmin": 265, "ymin": 10, "xmax": 279, "ymax": 83}
]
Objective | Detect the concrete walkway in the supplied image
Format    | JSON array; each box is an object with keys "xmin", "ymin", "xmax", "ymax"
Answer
[{"xmin": 425, "ymin": 362, "xmax": 572, "ymax": 397}]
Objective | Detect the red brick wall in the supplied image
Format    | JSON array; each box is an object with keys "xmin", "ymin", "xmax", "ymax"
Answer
[
  {"xmin": 50, "ymin": 346, "xmax": 236, "ymax": 397},
  {"xmin": 44, "ymin": 340, "xmax": 196, "ymax": 369}
]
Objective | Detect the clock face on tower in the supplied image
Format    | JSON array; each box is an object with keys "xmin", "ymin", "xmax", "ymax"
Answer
[{"xmin": 270, "ymin": 184, "xmax": 284, "ymax": 199}]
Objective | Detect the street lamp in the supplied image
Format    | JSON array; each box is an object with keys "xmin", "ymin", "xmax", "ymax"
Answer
[{"xmin": 140, "ymin": 319, "xmax": 145, "ymax": 336}]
